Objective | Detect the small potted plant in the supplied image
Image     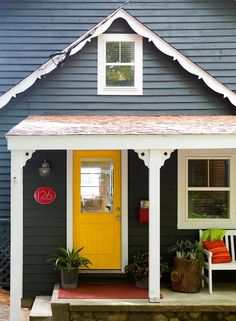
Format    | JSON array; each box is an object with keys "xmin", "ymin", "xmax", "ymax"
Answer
[
  {"xmin": 48, "ymin": 246, "xmax": 92, "ymax": 289},
  {"xmin": 169, "ymin": 240, "xmax": 202, "ymax": 293},
  {"xmin": 169, "ymin": 239, "xmax": 200, "ymax": 260},
  {"xmin": 125, "ymin": 252, "xmax": 169, "ymax": 288}
]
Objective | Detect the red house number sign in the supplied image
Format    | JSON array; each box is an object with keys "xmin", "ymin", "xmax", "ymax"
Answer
[{"xmin": 34, "ymin": 187, "xmax": 56, "ymax": 205}]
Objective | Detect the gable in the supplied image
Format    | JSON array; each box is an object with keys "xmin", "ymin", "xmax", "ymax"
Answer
[
  {"xmin": 2, "ymin": 19, "xmax": 235, "ymax": 117},
  {"xmin": 0, "ymin": 6, "xmax": 236, "ymax": 109}
]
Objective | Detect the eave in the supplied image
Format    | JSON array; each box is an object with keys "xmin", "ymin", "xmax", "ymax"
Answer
[{"xmin": 6, "ymin": 115, "xmax": 236, "ymax": 151}]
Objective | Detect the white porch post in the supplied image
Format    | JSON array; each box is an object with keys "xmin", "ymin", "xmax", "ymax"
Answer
[
  {"xmin": 148, "ymin": 149, "xmax": 173, "ymax": 302},
  {"xmin": 148, "ymin": 149, "xmax": 161, "ymax": 302},
  {"xmin": 10, "ymin": 150, "xmax": 34, "ymax": 321}
]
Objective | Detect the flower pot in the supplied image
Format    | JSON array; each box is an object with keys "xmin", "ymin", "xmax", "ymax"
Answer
[
  {"xmin": 170, "ymin": 258, "xmax": 201, "ymax": 293},
  {"xmin": 60, "ymin": 268, "xmax": 78, "ymax": 289},
  {"xmin": 135, "ymin": 277, "xmax": 148, "ymax": 289}
]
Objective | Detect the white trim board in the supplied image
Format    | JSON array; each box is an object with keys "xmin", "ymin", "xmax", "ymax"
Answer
[
  {"xmin": 0, "ymin": 9, "xmax": 236, "ymax": 108},
  {"xmin": 7, "ymin": 134, "xmax": 236, "ymax": 151}
]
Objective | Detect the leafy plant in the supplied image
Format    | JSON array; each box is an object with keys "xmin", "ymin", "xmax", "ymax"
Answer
[
  {"xmin": 169, "ymin": 240, "xmax": 202, "ymax": 260},
  {"xmin": 125, "ymin": 252, "xmax": 169, "ymax": 281},
  {"xmin": 48, "ymin": 247, "xmax": 92, "ymax": 270}
]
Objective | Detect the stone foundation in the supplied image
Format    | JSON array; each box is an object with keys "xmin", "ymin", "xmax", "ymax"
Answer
[{"xmin": 69, "ymin": 311, "xmax": 236, "ymax": 321}]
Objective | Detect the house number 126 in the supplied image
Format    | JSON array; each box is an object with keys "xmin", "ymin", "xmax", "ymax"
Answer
[{"xmin": 34, "ymin": 187, "xmax": 56, "ymax": 205}]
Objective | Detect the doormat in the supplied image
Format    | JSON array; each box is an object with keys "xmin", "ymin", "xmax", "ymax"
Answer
[{"xmin": 58, "ymin": 283, "xmax": 149, "ymax": 299}]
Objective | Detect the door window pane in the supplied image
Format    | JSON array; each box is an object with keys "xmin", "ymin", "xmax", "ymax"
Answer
[
  {"xmin": 81, "ymin": 159, "xmax": 114, "ymax": 213},
  {"xmin": 188, "ymin": 191, "xmax": 229, "ymax": 219}
]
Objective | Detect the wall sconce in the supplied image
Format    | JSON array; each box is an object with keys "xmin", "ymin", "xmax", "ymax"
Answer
[{"xmin": 39, "ymin": 160, "xmax": 51, "ymax": 177}]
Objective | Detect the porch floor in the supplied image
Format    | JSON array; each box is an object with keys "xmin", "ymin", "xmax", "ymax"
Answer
[{"xmin": 52, "ymin": 283, "xmax": 236, "ymax": 312}]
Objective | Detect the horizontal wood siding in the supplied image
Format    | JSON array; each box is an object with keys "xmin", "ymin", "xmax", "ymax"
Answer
[
  {"xmin": 128, "ymin": 150, "xmax": 197, "ymax": 259},
  {"xmin": 1, "ymin": 0, "xmax": 236, "ymax": 95},
  {"xmin": 3, "ymin": 21, "xmax": 235, "ymax": 116},
  {"xmin": 1, "ymin": 17, "xmax": 234, "ymax": 219},
  {"xmin": 23, "ymin": 150, "xmax": 66, "ymax": 297},
  {"xmin": 0, "ymin": 12, "xmax": 236, "ymax": 296}
]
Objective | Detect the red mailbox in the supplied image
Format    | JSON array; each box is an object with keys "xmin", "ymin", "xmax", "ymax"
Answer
[{"xmin": 139, "ymin": 208, "xmax": 149, "ymax": 224}]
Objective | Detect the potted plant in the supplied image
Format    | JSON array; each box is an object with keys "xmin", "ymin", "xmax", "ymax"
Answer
[
  {"xmin": 48, "ymin": 246, "xmax": 92, "ymax": 289},
  {"xmin": 125, "ymin": 252, "xmax": 169, "ymax": 288},
  {"xmin": 168, "ymin": 240, "xmax": 202, "ymax": 293},
  {"xmin": 169, "ymin": 239, "xmax": 200, "ymax": 260}
]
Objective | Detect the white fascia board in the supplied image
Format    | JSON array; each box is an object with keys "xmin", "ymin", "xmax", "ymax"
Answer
[
  {"xmin": 1, "ymin": 9, "xmax": 236, "ymax": 109},
  {"xmin": 6, "ymin": 134, "xmax": 236, "ymax": 151}
]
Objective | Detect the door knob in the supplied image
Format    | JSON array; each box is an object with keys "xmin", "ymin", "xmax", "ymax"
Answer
[{"xmin": 116, "ymin": 207, "xmax": 120, "ymax": 211}]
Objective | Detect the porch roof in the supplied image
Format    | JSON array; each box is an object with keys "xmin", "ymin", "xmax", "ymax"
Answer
[{"xmin": 6, "ymin": 115, "xmax": 236, "ymax": 136}]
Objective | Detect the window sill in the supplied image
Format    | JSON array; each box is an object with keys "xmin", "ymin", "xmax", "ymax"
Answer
[
  {"xmin": 178, "ymin": 219, "xmax": 236, "ymax": 230},
  {"xmin": 97, "ymin": 87, "xmax": 143, "ymax": 95}
]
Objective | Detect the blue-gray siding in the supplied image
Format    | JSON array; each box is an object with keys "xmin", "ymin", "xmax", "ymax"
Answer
[
  {"xmin": 1, "ymin": 0, "xmax": 236, "ymax": 95},
  {"xmin": 0, "ymin": 16, "xmax": 236, "ymax": 296},
  {"xmin": 1, "ymin": 19, "xmax": 235, "ymax": 218},
  {"xmin": 23, "ymin": 150, "xmax": 66, "ymax": 297}
]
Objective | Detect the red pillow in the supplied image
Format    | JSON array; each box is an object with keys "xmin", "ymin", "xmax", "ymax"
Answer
[{"xmin": 203, "ymin": 240, "xmax": 232, "ymax": 264}]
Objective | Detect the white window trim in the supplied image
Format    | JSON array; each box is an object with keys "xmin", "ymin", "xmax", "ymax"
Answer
[
  {"xmin": 178, "ymin": 149, "xmax": 236, "ymax": 229},
  {"xmin": 97, "ymin": 33, "xmax": 143, "ymax": 95}
]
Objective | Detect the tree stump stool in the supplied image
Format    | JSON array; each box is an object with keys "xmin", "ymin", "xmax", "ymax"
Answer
[{"xmin": 170, "ymin": 258, "xmax": 201, "ymax": 293}]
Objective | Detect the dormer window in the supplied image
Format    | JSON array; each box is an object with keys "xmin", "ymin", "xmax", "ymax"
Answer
[{"xmin": 98, "ymin": 34, "xmax": 143, "ymax": 95}]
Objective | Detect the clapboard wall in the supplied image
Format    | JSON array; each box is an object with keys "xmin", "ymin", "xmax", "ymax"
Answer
[
  {"xmin": 1, "ymin": 18, "xmax": 235, "ymax": 219},
  {"xmin": 1, "ymin": 0, "xmax": 236, "ymax": 95},
  {"xmin": 23, "ymin": 150, "xmax": 66, "ymax": 297},
  {"xmin": 1, "ymin": 17, "xmax": 236, "ymax": 296}
]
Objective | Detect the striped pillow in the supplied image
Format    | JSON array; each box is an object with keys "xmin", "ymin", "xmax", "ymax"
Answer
[{"xmin": 203, "ymin": 240, "xmax": 232, "ymax": 264}]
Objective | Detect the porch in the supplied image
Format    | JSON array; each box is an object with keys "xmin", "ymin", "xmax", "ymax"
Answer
[
  {"xmin": 29, "ymin": 283, "xmax": 236, "ymax": 321},
  {"xmin": 6, "ymin": 115, "xmax": 236, "ymax": 321}
]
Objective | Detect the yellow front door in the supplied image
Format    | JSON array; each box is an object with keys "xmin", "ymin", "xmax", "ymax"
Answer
[{"xmin": 73, "ymin": 150, "xmax": 121, "ymax": 269}]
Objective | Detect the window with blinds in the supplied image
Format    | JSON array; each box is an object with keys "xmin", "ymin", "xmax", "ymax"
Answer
[
  {"xmin": 178, "ymin": 150, "xmax": 236, "ymax": 229},
  {"xmin": 98, "ymin": 34, "xmax": 143, "ymax": 95}
]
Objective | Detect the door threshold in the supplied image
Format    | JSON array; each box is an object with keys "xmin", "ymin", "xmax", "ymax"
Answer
[{"xmin": 79, "ymin": 270, "xmax": 123, "ymax": 274}]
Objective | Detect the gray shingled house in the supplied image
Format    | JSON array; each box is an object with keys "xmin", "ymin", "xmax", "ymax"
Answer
[{"xmin": 1, "ymin": 0, "xmax": 236, "ymax": 320}]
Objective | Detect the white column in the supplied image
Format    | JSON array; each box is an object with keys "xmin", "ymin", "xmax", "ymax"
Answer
[
  {"xmin": 148, "ymin": 149, "xmax": 162, "ymax": 302},
  {"xmin": 10, "ymin": 150, "xmax": 34, "ymax": 321},
  {"xmin": 135, "ymin": 149, "xmax": 173, "ymax": 302}
]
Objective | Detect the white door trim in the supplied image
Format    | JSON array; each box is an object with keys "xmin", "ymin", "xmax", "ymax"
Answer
[
  {"xmin": 66, "ymin": 150, "xmax": 73, "ymax": 249},
  {"xmin": 121, "ymin": 150, "xmax": 128, "ymax": 271},
  {"xmin": 67, "ymin": 149, "xmax": 128, "ymax": 272}
]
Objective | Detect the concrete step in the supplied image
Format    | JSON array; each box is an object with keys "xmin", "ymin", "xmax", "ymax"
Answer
[{"xmin": 29, "ymin": 296, "xmax": 52, "ymax": 321}]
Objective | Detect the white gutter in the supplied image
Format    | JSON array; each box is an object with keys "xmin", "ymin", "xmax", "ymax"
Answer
[{"xmin": 1, "ymin": 8, "xmax": 236, "ymax": 109}]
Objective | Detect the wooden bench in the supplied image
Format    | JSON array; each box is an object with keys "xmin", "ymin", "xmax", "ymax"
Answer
[{"xmin": 200, "ymin": 230, "xmax": 236, "ymax": 294}]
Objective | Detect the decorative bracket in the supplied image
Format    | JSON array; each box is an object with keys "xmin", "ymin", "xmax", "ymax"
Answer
[
  {"xmin": 135, "ymin": 150, "xmax": 150, "ymax": 167},
  {"xmin": 20, "ymin": 150, "xmax": 35, "ymax": 168},
  {"xmin": 159, "ymin": 149, "xmax": 174, "ymax": 168},
  {"xmin": 12, "ymin": 150, "xmax": 35, "ymax": 184},
  {"xmin": 135, "ymin": 149, "xmax": 174, "ymax": 168}
]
